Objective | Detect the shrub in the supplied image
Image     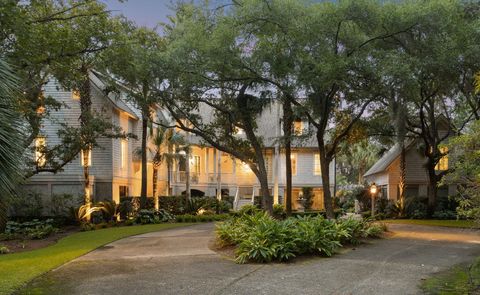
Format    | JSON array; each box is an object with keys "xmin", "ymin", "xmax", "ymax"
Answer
[
  {"xmin": 432, "ymin": 210, "xmax": 457, "ymax": 220},
  {"xmin": 4, "ymin": 219, "xmax": 59, "ymax": 239},
  {"xmin": 301, "ymin": 187, "xmax": 314, "ymax": 210},
  {"xmin": 216, "ymin": 213, "xmax": 385, "ymax": 264},
  {"xmin": 96, "ymin": 201, "xmax": 120, "ymax": 222},
  {"xmin": 238, "ymin": 204, "xmax": 261, "ymax": 216},
  {"xmin": 8, "ymin": 191, "xmax": 44, "ymax": 219},
  {"xmin": 175, "ymin": 213, "xmax": 229, "ymax": 223},
  {"xmin": 49, "ymin": 194, "xmax": 82, "ymax": 218},
  {"xmin": 273, "ymin": 204, "xmax": 286, "ymax": 219},
  {"xmin": 0, "ymin": 245, "xmax": 9, "ymax": 254},
  {"xmin": 135, "ymin": 209, "xmax": 175, "ymax": 224}
]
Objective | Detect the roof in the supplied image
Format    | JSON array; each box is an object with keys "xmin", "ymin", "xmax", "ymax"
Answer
[
  {"xmin": 90, "ymin": 71, "xmax": 140, "ymax": 120},
  {"xmin": 364, "ymin": 140, "xmax": 417, "ymax": 177}
]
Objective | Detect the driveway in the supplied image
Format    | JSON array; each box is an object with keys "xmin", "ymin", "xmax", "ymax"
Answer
[{"xmin": 18, "ymin": 223, "xmax": 480, "ymax": 295}]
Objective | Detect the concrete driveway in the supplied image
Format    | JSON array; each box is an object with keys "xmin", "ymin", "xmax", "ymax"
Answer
[{"xmin": 18, "ymin": 223, "xmax": 480, "ymax": 295}]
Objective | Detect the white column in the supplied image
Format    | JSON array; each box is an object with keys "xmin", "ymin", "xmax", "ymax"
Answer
[
  {"xmin": 216, "ymin": 150, "xmax": 222, "ymax": 200},
  {"xmin": 273, "ymin": 102, "xmax": 280, "ymax": 205}
]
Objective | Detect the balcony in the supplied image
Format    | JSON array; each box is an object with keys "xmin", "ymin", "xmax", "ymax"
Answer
[{"xmin": 171, "ymin": 171, "xmax": 257, "ymax": 186}]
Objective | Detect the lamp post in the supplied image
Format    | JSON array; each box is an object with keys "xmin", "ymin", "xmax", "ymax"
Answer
[{"xmin": 369, "ymin": 182, "xmax": 378, "ymax": 218}]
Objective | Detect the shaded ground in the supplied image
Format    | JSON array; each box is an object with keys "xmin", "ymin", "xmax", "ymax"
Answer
[{"xmin": 18, "ymin": 223, "xmax": 480, "ymax": 295}]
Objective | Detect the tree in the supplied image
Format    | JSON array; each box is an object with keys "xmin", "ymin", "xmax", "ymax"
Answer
[
  {"xmin": 102, "ymin": 24, "xmax": 165, "ymax": 208},
  {"xmin": 443, "ymin": 121, "xmax": 480, "ymax": 223},
  {"xmin": 49, "ymin": 3, "xmax": 126, "ymax": 219},
  {"xmin": 380, "ymin": 0, "xmax": 480, "ymax": 214},
  {"xmin": 337, "ymin": 140, "xmax": 380, "ymax": 185},
  {"xmin": 0, "ymin": 59, "xmax": 24, "ymax": 231},
  {"xmin": 163, "ymin": 3, "xmax": 275, "ymax": 214},
  {"xmin": 0, "ymin": 1, "xmax": 120, "ymax": 177}
]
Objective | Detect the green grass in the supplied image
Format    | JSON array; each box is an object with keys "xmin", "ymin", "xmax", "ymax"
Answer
[
  {"xmin": 383, "ymin": 219, "xmax": 478, "ymax": 228},
  {"xmin": 421, "ymin": 257, "xmax": 480, "ymax": 294},
  {"xmin": 0, "ymin": 223, "xmax": 192, "ymax": 295}
]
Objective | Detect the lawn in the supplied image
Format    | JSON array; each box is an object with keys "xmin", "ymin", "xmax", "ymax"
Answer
[
  {"xmin": 421, "ymin": 257, "xmax": 480, "ymax": 294},
  {"xmin": 383, "ymin": 219, "xmax": 478, "ymax": 228},
  {"xmin": 0, "ymin": 223, "xmax": 192, "ymax": 295}
]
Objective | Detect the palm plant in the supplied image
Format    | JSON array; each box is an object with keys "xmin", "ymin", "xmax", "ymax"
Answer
[
  {"xmin": 146, "ymin": 126, "xmax": 185, "ymax": 209},
  {"xmin": 0, "ymin": 59, "xmax": 24, "ymax": 232}
]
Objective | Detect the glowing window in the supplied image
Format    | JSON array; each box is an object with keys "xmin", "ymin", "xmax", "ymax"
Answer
[
  {"xmin": 293, "ymin": 121, "xmax": 303, "ymax": 135},
  {"xmin": 80, "ymin": 148, "xmax": 92, "ymax": 167},
  {"xmin": 291, "ymin": 153, "xmax": 297, "ymax": 175},
  {"xmin": 314, "ymin": 154, "xmax": 321, "ymax": 175},
  {"xmin": 35, "ymin": 137, "xmax": 46, "ymax": 167},
  {"xmin": 72, "ymin": 90, "xmax": 80, "ymax": 100},
  {"xmin": 192, "ymin": 155, "xmax": 201, "ymax": 174},
  {"xmin": 121, "ymin": 140, "xmax": 128, "ymax": 169},
  {"xmin": 435, "ymin": 147, "xmax": 448, "ymax": 171}
]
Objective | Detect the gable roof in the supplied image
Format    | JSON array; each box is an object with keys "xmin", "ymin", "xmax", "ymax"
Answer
[
  {"xmin": 364, "ymin": 140, "xmax": 417, "ymax": 177},
  {"xmin": 90, "ymin": 71, "xmax": 140, "ymax": 120}
]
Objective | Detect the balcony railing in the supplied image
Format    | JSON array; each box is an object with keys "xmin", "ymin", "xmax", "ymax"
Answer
[{"xmin": 171, "ymin": 171, "xmax": 257, "ymax": 185}]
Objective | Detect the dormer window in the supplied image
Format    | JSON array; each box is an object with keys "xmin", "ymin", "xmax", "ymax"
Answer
[{"xmin": 293, "ymin": 120, "xmax": 303, "ymax": 135}]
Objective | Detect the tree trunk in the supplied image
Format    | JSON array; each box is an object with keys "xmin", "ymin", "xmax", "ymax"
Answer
[
  {"xmin": 426, "ymin": 159, "xmax": 437, "ymax": 216},
  {"xmin": 153, "ymin": 166, "xmax": 158, "ymax": 210},
  {"xmin": 167, "ymin": 144, "xmax": 173, "ymax": 196},
  {"xmin": 185, "ymin": 148, "xmax": 191, "ymax": 201},
  {"xmin": 282, "ymin": 101, "xmax": 293, "ymax": 215},
  {"xmin": 79, "ymin": 68, "xmax": 92, "ymax": 222},
  {"xmin": 0, "ymin": 199, "xmax": 7, "ymax": 233},
  {"xmin": 258, "ymin": 172, "xmax": 273, "ymax": 215},
  {"xmin": 316, "ymin": 133, "xmax": 334, "ymax": 219},
  {"xmin": 398, "ymin": 145, "xmax": 406, "ymax": 216},
  {"xmin": 140, "ymin": 112, "xmax": 148, "ymax": 209}
]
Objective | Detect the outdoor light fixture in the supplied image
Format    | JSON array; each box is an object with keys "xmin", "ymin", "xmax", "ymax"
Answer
[
  {"xmin": 370, "ymin": 183, "xmax": 378, "ymax": 195},
  {"xmin": 370, "ymin": 182, "xmax": 378, "ymax": 217}
]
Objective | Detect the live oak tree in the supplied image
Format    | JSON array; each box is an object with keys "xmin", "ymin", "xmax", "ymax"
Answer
[
  {"xmin": 102, "ymin": 23, "xmax": 165, "ymax": 208},
  {"xmin": 47, "ymin": 3, "xmax": 127, "ymax": 216},
  {"xmin": 378, "ymin": 0, "xmax": 480, "ymax": 214},
  {"xmin": 163, "ymin": 3, "xmax": 275, "ymax": 213},
  {"xmin": 0, "ymin": 1, "xmax": 127, "ymax": 179}
]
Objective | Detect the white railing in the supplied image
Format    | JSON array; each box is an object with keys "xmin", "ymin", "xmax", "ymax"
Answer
[{"xmin": 233, "ymin": 186, "xmax": 240, "ymax": 209}]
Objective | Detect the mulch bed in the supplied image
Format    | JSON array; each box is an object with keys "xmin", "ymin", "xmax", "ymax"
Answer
[{"xmin": 0, "ymin": 226, "xmax": 79, "ymax": 254}]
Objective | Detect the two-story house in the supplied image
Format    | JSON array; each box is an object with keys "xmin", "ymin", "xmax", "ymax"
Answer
[
  {"xmin": 24, "ymin": 74, "xmax": 333, "ymax": 211},
  {"xmin": 167, "ymin": 102, "xmax": 335, "ymax": 210}
]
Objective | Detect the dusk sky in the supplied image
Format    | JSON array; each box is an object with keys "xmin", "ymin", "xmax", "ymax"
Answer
[{"xmin": 101, "ymin": 0, "xmax": 231, "ymax": 30}]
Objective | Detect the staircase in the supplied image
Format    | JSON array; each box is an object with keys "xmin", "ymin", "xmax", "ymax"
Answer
[{"xmin": 235, "ymin": 199, "xmax": 253, "ymax": 210}]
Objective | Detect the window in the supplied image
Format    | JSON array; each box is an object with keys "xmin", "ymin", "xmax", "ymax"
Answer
[
  {"xmin": 35, "ymin": 137, "xmax": 46, "ymax": 167},
  {"xmin": 290, "ymin": 153, "xmax": 297, "ymax": 175},
  {"xmin": 191, "ymin": 155, "xmax": 201, "ymax": 174},
  {"xmin": 119, "ymin": 185, "xmax": 129, "ymax": 198},
  {"xmin": 72, "ymin": 90, "xmax": 80, "ymax": 100},
  {"xmin": 293, "ymin": 120, "xmax": 303, "ymax": 135},
  {"xmin": 121, "ymin": 139, "xmax": 128, "ymax": 169},
  {"xmin": 314, "ymin": 154, "xmax": 321, "ymax": 175},
  {"xmin": 435, "ymin": 147, "xmax": 448, "ymax": 171},
  {"xmin": 234, "ymin": 126, "xmax": 244, "ymax": 135},
  {"xmin": 80, "ymin": 148, "xmax": 92, "ymax": 166}
]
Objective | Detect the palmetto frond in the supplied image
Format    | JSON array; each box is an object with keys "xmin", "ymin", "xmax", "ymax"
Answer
[{"xmin": 0, "ymin": 59, "xmax": 24, "ymax": 229}]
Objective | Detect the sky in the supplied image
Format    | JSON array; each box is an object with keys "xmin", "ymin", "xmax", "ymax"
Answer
[
  {"xmin": 100, "ymin": 0, "xmax": 175, "ymax": 29},
  {"xmin": 100, "ymin": 0, "xmax": 231, "ymax": 30}
]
